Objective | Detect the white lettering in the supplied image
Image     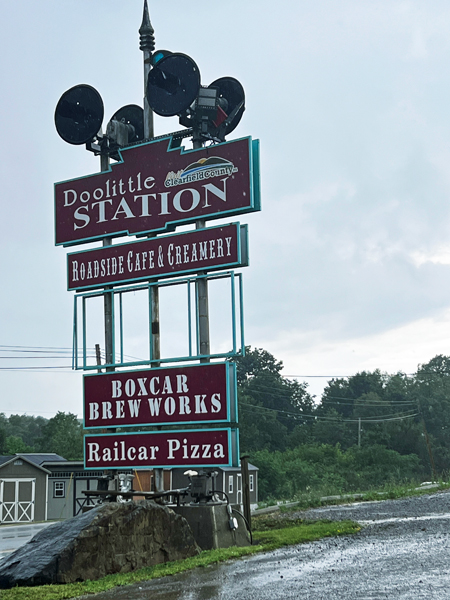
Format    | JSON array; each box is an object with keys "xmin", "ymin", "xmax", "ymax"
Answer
[
  {"xmin": 128, "ymin": 399, "xmax": 141, "ymax": 418},
  {"xmin": 74, "ymin": 206, "xmax": 90, "ymax": 230},
  {"xmin": 179, "ymin": 396, "xmax": 191, "ymax": 415},
  {"xmin": 89, "ymin": 403, "xmax": 99, "ymax": 421},
  {"xmin": 64, "ymin": 189, "xmax": 77, "ymax": 207},
  {"xmin": 173, "ymin": 188, "xmax": 200, "ymax": 213},
  {"xmin": 87, "ymin": 443, "xmax": 100, "ymax": 462},
  {"xmin": 112, "ymin": 380, "xmax": 122, "ymax": 399},
  {"xmin": 167, "ymin": 439, "xmax": 181, "ymax": 459},
  {"xmin": 176, "ymin": 374, "xmax": 189, "ymax": 393},
  {"xmin": 116, "ymin": 400, "xmax": 125, "ymax": 419},
  {"xmin": 211, "ymin": 393, "xmax": 222, "ymax": 413},
  {"xmin": 102, "ymin": 402, "xmax": 113, "ymax": 420},
  {"xmin": 148, "ymin": 397, "xmax": 162, "ymax": 416}
]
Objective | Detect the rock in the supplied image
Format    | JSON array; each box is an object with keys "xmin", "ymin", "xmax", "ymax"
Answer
[{"xmin": 0, "ymin": 500, "xmax": 199, "ymax": 588}]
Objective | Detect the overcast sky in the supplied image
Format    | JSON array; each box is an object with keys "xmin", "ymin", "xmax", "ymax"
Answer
[{"xmin": 2, "ymin": 0, "xmax": 450, "ymax": 417}]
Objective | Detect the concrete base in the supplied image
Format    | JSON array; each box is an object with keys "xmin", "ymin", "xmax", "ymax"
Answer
[{"xmin": 171, "ymin": 504, "xmax": 251, "ymax": 550}]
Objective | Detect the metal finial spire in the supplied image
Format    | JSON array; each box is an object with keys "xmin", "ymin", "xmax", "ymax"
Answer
[{"xmin": 139, "ymin": 0, "xmax": 155, "ymax": 52}]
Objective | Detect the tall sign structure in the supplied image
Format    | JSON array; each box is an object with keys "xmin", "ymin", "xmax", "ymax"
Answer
[{"xmin": 54, "ymin": 2, "xmax": 260, "ymax": 484}]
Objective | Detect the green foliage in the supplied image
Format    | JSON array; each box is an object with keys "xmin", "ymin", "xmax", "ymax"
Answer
[
  {"xmin": 0, "ymin": 426, "xmax": 6, "ymax": 454},
  {"xmin": 252, "ymin": 519, "xmax": 360, "ymax": 549},
  {"xmin": 36, "ymin": 412, "xmax": 83, "ymax": 460},
  {"xmin": 234, "ymin": 347, "xmax": 314, "ymax": 453},
  {"xmin": 4, "ymin": 435, "xmax": 33, "ymax": 455},
  {"xmin": 233, "ymin": 346, "xmax": 283, "ymax": 385},
  {"xmin": 0, "ymin": 414, "xmax": 47, "ymax": 454},
  {"xmin": 252, "ymin": 443, "xmax": 423, "ymax": 501}
]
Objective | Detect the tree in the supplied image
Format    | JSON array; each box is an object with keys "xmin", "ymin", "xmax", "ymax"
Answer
[
  {"xmin": 232, "ymin": 346, "xmax": 283, "ymax": 385},
  {"xmin": 4, "ymin": 435, "xmax": 32, "ymax": 455},
  {"xmin": 231, "ymin": 347, "xmax": 314, "ymax": 452},
  {"xmin": 318, "ymin": 370, "xmax": 387, "ymax": 419},
  {"xmin": 411, "ymin": 355, "xmax": 450, "ymax": 474},
  {"xmin": 37, "ymin": 412, "xmax": 83, "ymax": 460},
  {"xmin": 3, "ymin": 414, "xmax": 47, "ymax": 451},
  {"xmin": 311, "ymin": 408, "xmax": 356, "ymax": 449},
  {"xmin": 0, "ymin": 426, "xmax": 6, "ymax": 454}
]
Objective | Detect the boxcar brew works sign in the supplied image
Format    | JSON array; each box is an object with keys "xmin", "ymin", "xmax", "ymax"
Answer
[
  {"xmin": 84, "ymin": 428, "xmax": 239, "ymax": 469},
  {"xmin": 55, "ymin": 136, "xmax": 260, "ymax": 246},
  {"xmin": 67, "ymin": 222, "xmax": 248, "ymax": 291},
  {"xmin": 83, "ymin": 362, "xmax": 237, "ymax": 429}
]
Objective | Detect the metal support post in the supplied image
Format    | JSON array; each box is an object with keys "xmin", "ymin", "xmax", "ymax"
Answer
[
  {"xmin": 241, "ymin": 454, "xmax": 252, "ymax": 532},
  {"xmin": 193, "ymin": 136, "xmax": 211, "ymax": 364},
  {"xmin": 140, "ymin": 1, "xmax": 163, "ymax": 494},
  {"xmin": 196, "ymin": 219, "xmax": 210, "ymax": 362}
]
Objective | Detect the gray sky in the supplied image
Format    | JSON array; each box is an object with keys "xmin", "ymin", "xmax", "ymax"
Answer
[{"xmin": 2, "ymin": 0, "xmax": 450, "ymax": 417}]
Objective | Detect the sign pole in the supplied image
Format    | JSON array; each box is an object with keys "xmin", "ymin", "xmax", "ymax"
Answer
[
  {"xmin": 139, "ymin": 3, "xmax": 160, "ymax": 368},
  {"xmin": 100, "ymin": 153, "xmax": 114, "ymax": 372},
  {"xmin": 192, "ymin": 132, "xmax": 211, "ymax": 363},
  {"xmin": 140, "ymin": 1, "xmax": 164, "ymax": 493}
]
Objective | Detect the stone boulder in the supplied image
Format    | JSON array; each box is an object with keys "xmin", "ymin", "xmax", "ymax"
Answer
[{"xmin": 0, "ymin": 500, "xmax": 199, "ymax": 588}]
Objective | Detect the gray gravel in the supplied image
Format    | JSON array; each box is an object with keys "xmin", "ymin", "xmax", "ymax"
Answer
[{"xmin": 77, "ymin": 490, "xmax": 450, "ymax": 599}]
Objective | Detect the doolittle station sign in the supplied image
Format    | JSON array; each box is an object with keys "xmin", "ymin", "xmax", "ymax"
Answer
[
  {"xmin": 54, "ymin": 3, "xmax": 261, "ymax": 475},
  {"xmin": 55, "ymin": 135, "xmax": 260, "ymax": 246}
]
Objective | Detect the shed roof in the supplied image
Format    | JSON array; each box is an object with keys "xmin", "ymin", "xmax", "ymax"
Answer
[
  {"xmin": 0, "ymin": 454, "xmax": 57, "ymax": 475},
  {"xmin": 19, "ymin": 453, "xmax": 67, "ymax": 466}
]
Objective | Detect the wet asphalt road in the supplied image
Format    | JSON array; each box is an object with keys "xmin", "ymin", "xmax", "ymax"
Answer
[
  {"xmin": 77, "ymin": 490, "xmax": 450, "ymax": 600},
  {"xmin": 0, "ymin": 522, "xmax": 53, "ymax": 561}
]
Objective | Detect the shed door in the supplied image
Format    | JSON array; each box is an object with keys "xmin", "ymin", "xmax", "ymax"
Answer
[{"xmin": 0, "ymin": 479, "xmax": 35, "ymax": 523}]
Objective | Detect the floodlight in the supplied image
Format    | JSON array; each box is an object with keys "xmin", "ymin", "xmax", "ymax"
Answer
[
  {"xmin": 55, "ymin": 84, "xmax": 104, "ymax": 145},
  {"xmin": 146, "ymin": 52, "xmax": 201, "ymax": 117}
]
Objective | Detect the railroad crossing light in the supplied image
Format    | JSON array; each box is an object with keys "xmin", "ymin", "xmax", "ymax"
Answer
[
  {"xmin": 107, "ymin": 104, "xmax": 145, "ymax": 154},
  {"xmin": 55, "ymin": 85, "xmax": 145, "ymax": 157},
  {"xmin": 54, "ymin": 84, "xmax": 104, "ymax": 145},
  {"xmin": 209, "ymin": 77, "xmax": 245, "ymax": 136},
  {"xmin": 145, "ymin": 50, "xmax": 246, "ymax": 142},
  {"xmin": 146, "ymin": 52, "xmax": 201, "ymax": 117}
]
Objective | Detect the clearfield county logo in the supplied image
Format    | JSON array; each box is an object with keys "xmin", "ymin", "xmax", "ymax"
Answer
[{"xmin": 164, "ymin": 156, "xmax": 238, "ymax": 188}]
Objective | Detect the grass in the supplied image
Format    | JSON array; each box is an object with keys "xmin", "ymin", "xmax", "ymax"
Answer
[
  {"xmin": 266, "ymin": 480, "xmax": 450, "ymax": 513},
  {"xmin": 0, "ymin": 519, "xmax": 360, "ymax": 600}
]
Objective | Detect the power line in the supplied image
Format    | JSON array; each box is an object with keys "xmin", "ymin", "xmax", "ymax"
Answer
[
  {"xmin": 319, "ymin": 398, "xmax": 416, "ymax": 407},
  {"xmin": 239, "ymin": 401, "xmax": 418, "ymax": 423},
  {"xmin": 240, "ymin": 382, "xmax": 416, "ymax": 408}
]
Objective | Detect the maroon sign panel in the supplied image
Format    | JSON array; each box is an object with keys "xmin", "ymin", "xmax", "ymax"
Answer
[
  {"xmin": 84, "ymin": 428, "xmax": 236, "ymax": 469},
  {"xmin": 83, "ymin": 362, "xmax": 237, "ymax": 429},
  {"xmin": 67, "ymin": 223, "xmax": 248, "ymax": 291},
  {"xmin": 55, "ymin": 136, "xmax": 260, "ymax": 246}
]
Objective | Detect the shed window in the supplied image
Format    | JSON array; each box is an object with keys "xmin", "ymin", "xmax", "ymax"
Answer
[
  {"xmin": 249, "ymin": 474, "xmax": 254, "ymax": 492},
  {"xmin": 14, "ymin": 460, "xmax": 23, "ymax": 466},
  {"xmin": 53, "ymin": 481, "xmax": 65, "ymax": 498},
  {"xmin": 228, "ymin": 475, "xmax": 233, "ymax": 494}
]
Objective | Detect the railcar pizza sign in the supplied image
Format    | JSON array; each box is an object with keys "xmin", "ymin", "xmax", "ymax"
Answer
[
  {"xmin": 55, "ymin": 135, "xmax": 260, "ymax": 246},
  {"xmin": 84, "ymin": 428, "xmax": 239, "ymax": 469},
  {"xmin": 67, "ymin": 222, "xmax": 248, "ymax": 291},
  {"xmin": 83, "ymin": 362, "xmax": 237, "ymax": 429}
]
